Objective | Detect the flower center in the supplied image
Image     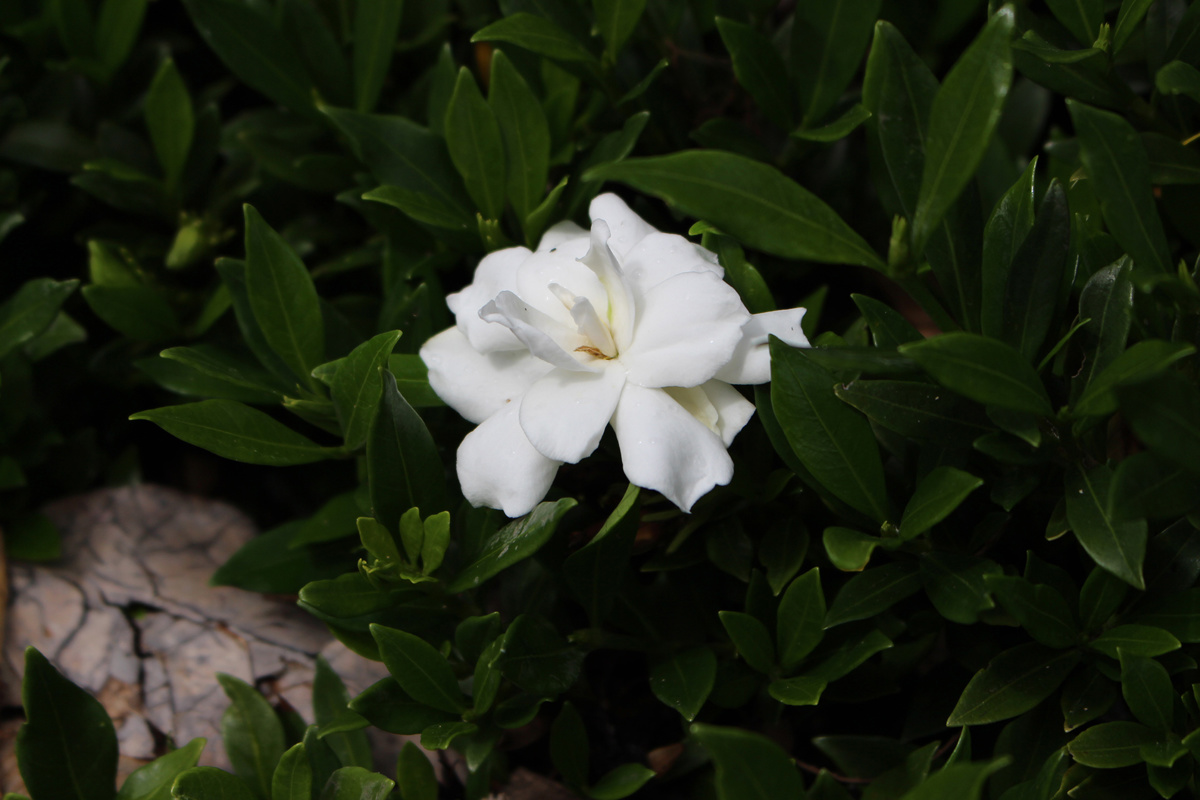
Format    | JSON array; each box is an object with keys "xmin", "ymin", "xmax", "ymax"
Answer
[{"xmin": 548, "ymin": 281, "xmax": 619, "ymax": 360}]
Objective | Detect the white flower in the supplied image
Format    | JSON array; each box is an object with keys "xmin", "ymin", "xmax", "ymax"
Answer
[{"xmin": 419, "ymin": 194, "xmax": 809, "ymax": 517}]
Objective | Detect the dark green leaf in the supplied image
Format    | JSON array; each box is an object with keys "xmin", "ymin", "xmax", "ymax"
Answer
[
  {"xmin": 947, "ymin": 644, "xmax": 1080, "ymax": 726},
  {"xmin": 899, "ymin": 333, "xmax": 1052, "ymax": 416},
  {"xmin": 330, "ymin": 331, "xmax": 401, "ymax": 450},
  {"xmin": 447, "ymin": 498, "xmax": 575, "ymax": 592},
  {"xmin": 82, "ymin": 285, "xmax": 179, "ymax": 342},
  {"xmin": 650, "ymin": 647, "xmax": 716, "ymax": 722},
  {"xmin": 115, "ymin": 738, "xmax": 205, "ymax": 800},
  {"xmin": 1156, "ymin": 60, "xmax": 1200, "ymax": 102},
  {"xmin": 791, "ymin": 105, "xmax": 872, "ymax": 143},
  {"xmin": 713, "ymin": 236, "xmax": 775, "ymax": 315},
  {"xmin": 1000, "ymin": 180, "xmax": 1070, "ymax": 360},
  {"xmin": 353, "ymin": 0, "xmax": 403, "ymax": 112},
  {"xmin": 445, "ymin": 68, "xmax": 506, "ymax": 220},
  {"xmin": 348, "ymin": 679, "xmax": 458, "ymax": 735},
  {"xmin": 0, "ymin": 278, "xmax": 79, "ymax": 359},
  {"xmin": 1076, "ymin": 340, "xmax": 1195, "ymax": 417},
  {"xmin": 1062, "ymin": 667, "xmax": 1118, "ymax": 731},
  {"xmin": 1068, "ymin": 721, "xmax": 1159, "ymax": 768},
  {"xmin": 767, "ymin": 675, "xmax": 826, "ymax": 706},
  {"xmin": 920, "ymin": 552, "xmax": 1000, "ymax": 625},
  {"xmin": 280, "ymin": 0, "xmax": 351, "ymax": 106},
  {"xmin": 897, "ymin": 761, "xmax": 1006, "ymax": 800},
  {"xmin": 371, "ymin": 625, "xmax": 469, "ymax": 715},
  {"xmin": 183, "ymin": 0, "xmax": 315, "ymax": 115},
  {"xmin": 805, "ymin": 628, "xmax": 894, "ymax": 683},
  {"xmin": 1089, "ymin": 624, "xmax": 1180, "ymax": 658},
  {"xmin": 396, "ymin": 741, "xmax": 438, "ymax": 800},
  {"xmin": 1120, "ymin": 652, "xmax": 1174, "ymax": 731},
  {"xmin": 211, "ymin": 521, "xmax": 344, "ymax": 593},
  {"xmin": 95, "ymin": 0, "xmax": 148, "ymax": 74},
  {"xmin": 1144, "ymin": 130, "xmax": 1200, "ymax": 184},
  {"xmin": 270, "ymin": 743, "xmax": 311, "ymax": 800},
  {"xmin": 244, "ymin": 205, "xmax": 324, "ymax": 388},
  {"xmin": 1075, "ymin": 258, "xmax": 1133, "ymax": 398},
  {"xmin": 1134, "ymin": 590, "xmax": 1200, "ymax": 643},
  {"xmin": 759, "ymin": 521, "xmax": 809, "ymax": 595},
  {"xmin": 1113, "ymin": 0, "xmax": 1155, "ymax": 54},
  {"xmin": 367, "ymin": 370, "xmax": 448, "ymax": 527},
  {"xmin": 981, "ymin": 157, "xmax": 1037, "ymax": 339},
  {"xmin": 217, "ymin": 673, "xmax": 286, "ymax": 798},
  {"xmin": 1065, "ymin": 463, "xmax": 1146, "ymax": 589},
  {"xmin": 900, "ymin": 466, "xmax": 983, "ymax": 540},
  {"xmin": 159, "ymin": 345, "xmax": 288, "ymax": 401},
  {"xmin": 170, "ymin": 767, "xmax": 257, "ymax": 800},
  {"xmin": 719, "ymin": 611, "xmax": 776, "ymax": 674},
  {"xmin": 593, "ymin": 0, "xmax": 645, "ymax": 62},
  {"xmin": 567, "ymin": 111, "xmax": 648, "ymax": 218},
  {"xmin": 911, "ymin": 8, "xmax": 1014, "ymax": 253},
  {"xmin": 1068, "ymin": 100, "xmax": 1172, "ymax": 273},
  {"xmin": 587, "ymin": 151, "xmax": 884, "ymax": 269},
  {"xmin": 563, "ymin": 484, "xmax": 640, "ymax": 625},
  {"xmin": 16, "ymin": 647, "xmax": 117, "ymax": 800},
  {"xmin": 777, "ymin": 568, "xmax": 825, "ymax": 670},
  {"xmin": 770, "ymin": 341, "xmax": 891, "ymax": 522},
  {"xmin": 588, "ymin": 764, "xmax": 656, "ymax": 800},
  {"xmin": 825, "ymin": 562, "xmax": 922, "ymax": 627},
  {"xmin": 313, "ymin": 657, "xmax": 371, "ymax": 770},
  {"xmin": 689, "ymin": 724, "xmax": 806, "ymax": 800},
  {"xmin": 988, "ymin": 574, "xmax": 1080, "ymax": 648},
  {"xmin": 470, "ymin": 13, "xmax": 597, "ymax": 65},
  {"xmin": 717, "ymin": 17, "xmax": 795, "ymax": 129},
  {"xmin": 6, "ymin": 514, "xmax": 61, "ymax": 561},
  {"xmin": 488, "ymin": 50, "xmax": 551, "ymax": 223},
  {"xmin": 144, "ymin": 58, "xmax": 193, "ymax": 193},
  {"xmin": 793, "ymin": 0, "xmax": 881, "ymax": 126},
  {"xmin": 822, "ymin": 526, "xmax": 895, "ymax": 572},
  {"xmin": 1117, "ymin": 372, "xmax": 1200, "ymax": 479},
  {"xmin": 497, "ymin": 614, "xmax": 584, "ymax": 697},
  {"xmin": 318, "ymin": 767, "xmax": 394, "ymax": 800},
  {"xmin": 131, "ymin": 400, "xmax": 335, "ymax": 465},
  {"xmin": 1046, "ymin": 0, "xmax": 1103, "ymax": 45},
  {"xmin": 835, "ymin": 379, "xmax": 992, "ymax": 442},
  {"xmin": 550, "ymin": 702, "xmax": 589, "ymax": 787}
]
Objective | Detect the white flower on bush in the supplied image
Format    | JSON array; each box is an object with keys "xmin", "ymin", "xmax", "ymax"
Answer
[{"xmin": 420, "ymin": 194, "xmax": 808, "ymax": 517}]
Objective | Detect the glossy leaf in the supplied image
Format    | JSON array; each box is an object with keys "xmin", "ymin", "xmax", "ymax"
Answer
[
  {"xmin": 587, "ymin": 151, "xmax": 884, "ymax": 269},
  {"xmin": 1061, "ymin": 667, "xmax": 1118, "ymax": 731},
  {"xmin": 717, "ymin": 17, "xmax": 795, "ymax": 130},
  {"xmin": 144, "ymin": 58, "xmax": 193, "ymax": 193},
  {"xmin": 1068, "ymin": 721, "xmax": 1159, "ymax": 768},
  {"xmin": 947, "ymin": 644, "xmax": 1080, "ymax": 726},
  {"xmin": 986, "ymin": 575, "xmax": 1079, "ymax": 648},
  {"xmin": 719, "ymin": 611, "xmax": 776, "ymax": 674},
  {"xmin": 1089, "ymin": 624, "xmax": 1180, "ymax": 658},
  {"xmin": 1120, "ymin": 652, "xmax": 1174, "ymax": 731},
  {"xmin": 793, "ymin": 0, "xmax": 882, "ymax": 127},
  {"xmin": 563, "ymin": 484, "xmax": 640, "ymax": 625},
  {"xmin": 825, "ymin": 562, "xmax": 922, "ymax": 627},
  {"xmin": 588, "ymin": 764, "xmax": 656, "ymax": 800},
  {"xmin": 805, "ymin": 629, "xmax": 893, "ymax": 683},
  {"xmin": 1075, "ymin": 258, "xmax": 1133, "ymax": 397},
  {"xmin": 447, "ymin": 498, "xmax": 576, "ymax": 592},
  {"xmin": 0, "ymin": 278, "xmax": 79, "ymax": 359},
  {"xmin": 900, "ymin": 467, "xmax": 983, "ymax": 540},
  {"xmin": 550, "ymin": 702, "xmax": 589, "ymax": 788},
  {"xmin": 313, "ymin": 657, "xmax": 371, "ymax": 770},
  {"xmin": 331, "ymin": 330, "xmax": 401, "ymax": 450},
  {"xmin": 318, "ymin": 767, "xmax": 393, "ymax": 800},
  {"xmin": 771, "ymin": 340, "xmax": 891, "ymax": 523},
  {"xmin": 999, "ymin": 180, "xmax": 1070, "ymax": 360},
  {"xmin": 470, "ymin": 13, "xmax": 597, "ymax": 65},
  {"xmin": 82, "ymin": 285, "xmax": 179, "ymax": 342},
  {"xmin": 371, "ymin": 624, "xmax": 469, "ymax": 715},
  {"xmin": 131, "ymin": 400, "xmax": 334, "ymax": 465},
  {"xmin": 920, "ymin": 552, "xmax": 1000, "ymax": 625},
  {"xmin": 897, "ymin": 761, "xmax": 1006, "ymax": 800},
  {"xmin": 95, "ymin": 0, "xmax": 148, "ymax": 74},
  {"xmin": 348, "ymin": 680, "xmax": 458, "ymax": 735},
  {"xmin": 171, "ymin": 767, "xmax": 257, "ymax": 800},
  {"xmin": 690, "ymin": 724, "xmax": 806, "ymax": 800},
  {"xmin": 270, "ymin": 744, "xmax": 311, "ymax": 800},
  {"xmin": 650, "ymin": 647, "xmax": 716, "ymax": 722},
  {"xmin": 981, "ymin": 157, "xmax": 1037, "ymax": 339},
  {"xmin": 396, "ymin": 742, "xmax": 438, "ymax": 800},
  {"xmin": 1065, "ymin": 464, "xmax": 1146, "ymax": 589},
  {"xmin": 835, "ymin": 379, "xmax": 992, "ymax": 442},
  {"xmin": 777, "ymin": 568, "xmax": 825, "ymax": 670},
  {"xmin": 1134, "ymin": 589, "xmax": 1200, "ymax": 643},
  {"xmin": 367, "ymin": 370, "xmax": 449, "ymax": 527},
  {"xmin": 1117, "ymin": 372, "xmax": 1200, "ymax": 479},
  {"xmin": 768, "ymin": 675, "xmax": 826, "ymax": 706},
  {"xmin": 1046, "ymin": 0, "xmax": 1103, "ymax": 45},
  {"xmin": 823, "ymin": 526, "xmax": 894, "ymax": 572},
  {"xmin": 899, "ymin": 333, "xmax": 1052, "ymax": 416},
  {"xmin": 1075, "ymin": 340, "xmax": 1195, "ymax": 417},
  {"xmin": 593, "ymin": 0, "xmax": 646, "ymax": 62},
  {"xmin": 353, "ymin": 0, "xmax": 403, "ymax": 112},
  {"xmin": 488, "ymin": 50, "xmax": 551, "ymax": 224},
  {"xmin": 497, "ymin": 614, "xmax": 584, "ymax": 697},
  {"xmin": 217, "ymin": 673, "xmax": 286, "ymax": 799},
  {"xmin": 445, "ymin": 68, "xmax": 506, "ymax": 220}
]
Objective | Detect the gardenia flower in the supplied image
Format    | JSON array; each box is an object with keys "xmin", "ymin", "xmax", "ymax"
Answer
[{"xmin": 420, "ymin": 194, "xmax": 808, "ymax": 517}]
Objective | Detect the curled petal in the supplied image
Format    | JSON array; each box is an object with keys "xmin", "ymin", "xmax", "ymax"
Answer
[
  {"xmin": 715, "ymin": 308, "xmax": 809, "ymax": 385},
  {"xmin": 622, "ymin": 271, "xmax": 749, "ymax": 389},
  {"xmin": 589, "ymin": 193, "xmax": 655, "ymax": 258},
  {"xmin": 420, "ymin": 327, "xmax": 551, "ymax": 424},
  {"xmin": 458, "ymin": 399, "xmax": 562, "ymax": 518},
  {"xmin": 480, "ymin": 292, "xmax": 592, "ymax": 372},
  {"xmin": 516, "ymin": 249, "xmax": 610, "ymax": 326},
  {"xmin": 578, "ymin": 219, "xmax": 635, "ymax": 350},
  {"xmin": 519, "ymin": 364, "xmax": 626, "ymax": 463},
  {"xmin": 621, "ymin": 232, "xmax": 722, "ymax": 296},
  {"xmin": 611, "ymin": 383, "xmax": 734, "ymax": 512},
  {"xmin": 699, "ymin": 380, "xmax": 756, "ymax": 446},
  {"xmin": 536, "ymin": 220, "xmax": 588, "ymax": 253},
  {"xmin": 447, "ymin": 246, "xmax": 531, "ymax": 353}
]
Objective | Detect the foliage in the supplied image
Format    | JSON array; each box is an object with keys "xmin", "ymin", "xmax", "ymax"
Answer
[{"xmin": 4, "ymin": 0, "xmax": 1200, "ymax": 798}]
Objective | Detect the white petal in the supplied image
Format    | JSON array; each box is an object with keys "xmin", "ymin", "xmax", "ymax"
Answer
[
  {"xmin": 620, "ymin": 232, "xmax": 722, "ymax": 296},
  {"xmin": 536, "ymin": 221, "xmax": 588, "ymax": 253},
  {"xmin": 589, "ymin": 193, "xmax": 655, "ymax": 258},
  {"xmin": 699, "ymin": 380, "xmax": 756, "ymax": 446},
  {"xmin": 622, "ymin": 270, "xmax": 750, "ymax": 389},
  {"xmin": 447, "ymin": 246, "xmax": 530, "ymax": 353},
  {"xmin": 480, "ymin": 292, "xmax": 593, "ymax": 372},
  {"xmin": 611, "ymin": 383, "xmax": 733, "ymax": 512},
  {"xmin": 519, "ymin": 364, "xmax": 626, "ymax": 463},
  {"xmin": 458, "ymin": 399, "xmax": 562, "ymax": 518},
  {"xmin": 420, "ymin": 327, "xmax": 552, "ymax": 424},
  {"xmin": 714, "ymin": 308, "xmax": 809, "ymax": 385},
  {"xmin": 577, "ymin": 219, "xmax": 635, "ymax": 350},
  {"xmin": 516, "ymin": 249, "xmax": 610, "ymax": 327}
]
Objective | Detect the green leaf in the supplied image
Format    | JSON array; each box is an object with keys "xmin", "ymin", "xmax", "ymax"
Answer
[
  {"xmin": 6, "ymin": 513, "xmax": 62, "ymax": 561},
  {"xmin": 95, "ymin": 0, "xmax": 148, "ymax": 74},
  {"xmin": 144, "ymin": 59, "xmax": 193, "ymax": 193},
  {"xmin": 420, "ymin": 512, "xmax": 450, "ymax": 575},
  {"xmin": 650, "ymin": 647, "xmax": 716, "ymax": 722},
  {"xmin": 806, "ymin": 629, "xmax": 894, "ymax": 683},
  {"xmin": 270, "ymin": 744, "xmax": 311, "ymax": 800},
  {"xmin": 777, "ymin": 568, "xmax": 825, "ymax": 670},
  {"xmin": 947, "ymin": 643, "xmax": 1080, "ymax": 726},
  {"xmin": 719, "ymin": 611, "xmax": 776, "ymax": 674},
  {"xmin": 211, "ymin": 521, "xmax": 344, "ymax": 594},
  {"xmin": 318, "ymin": 767, "xmax": 394, "ymax": 800},
  {"xmin": 900, "ymin": 466, "xmax": 983, "ymax": 540},
  {"xmin": 387, "ymin": 354, "xmax": 443, "ymax": 408},
  {"xmin": 348, "ymin": 679, "xmax": 458, "ymax": 735},
  {"xmin": 1120, "ymin": 652, "xmax": 1174, "ymax": 731},
  {"xmin": 445, "ymin": 68, "xmax": 506, "ymax": 220},
  {"xmin": 1156, "ymin": 60, "xmax": 1200, "ymax": 102},
  {"xmin": 822, "ymin": 526, "xmax": 894, "ymax": 572},
  {"xmin": 825, "ymin": 562, "xmax": 922, "ymax": 627},
  {"xmin": 550, "ymin": 702, "xmax": 589, "ymax": 788},
  {"xmin": 1134, "ymin": 590, "xmax": 1200, "ymax": 643},
  {"xmin": 1076, "ymin": 340, "xmax": 1195, "ymax": 417},
  {"xmin": 835, "ymin": 380, "xmax": 992, "ymax": 443},
  {"xmin": 1062, "ymin": 667, "xmax": 1118, "ymax": 731},
  {"xmin": 897, "ymin": 761, "xmax": 1007, "ymax": 800},
  {"xmin": 911, "ymin": 7, "xmax": 1014, "ymax": 253},
  {"xmin": 131, "ymin": 400, "xmax": 335, "ymax": 465},
  {"xmin": 313, "ymin": 657, "xmax": 371, "ymax": 770},
  {"xmin": 447, "ymin": 498, "xmax": 576, "ymax": 592},
  {"xmin": 767, "ymin": 675, "xmax": 826, "ymax": 706},
  {"xmin": 1075, "ymin": 258, "xmax": 1133, "ymax": 398},
  {"xmin": 759, "ymin": 521, "xmax": 809, "ymax": 595},
  {"xmin": 770, "ymin": 340, "xmax": 891, "ymax": 523},
  {"xmin": 563, "ymin": 484, "xmax": 640, "ymax": 625},
  {"xmin": 470, "ymin": 13, "xmax": 597, "ymax": 65},
  {"xmin": 1068, "ymin": 721, "xmax": 1159, "ymax": 768},
  {"xmin": 567, "ymin": 111, "xmax": 648, "ymax": 218},
  {"xmin": 792, "ymin": 104, "xmax": 872, "ymax": 143},
  {"xmin": 352, "ymin": 0, "xmax": 403, "ymax": 112},
  {"xmin": 899, "ymin": 333, "xmax": 1052, "ymax": 416},
  {"xmin": 367, "ymin": 370, "xmax": 448, "ymax": 527},
  {"xmin": 1065, "ymin": 464, "xmax": 1146, "ymax": 589},
  {"xmin": 217, "ymin": 673, "xmax": 286, "ymax": 799},
  {"xmin": 170, "ymin": 767, "xmax": 257, "ymax": 800},
  {"xmin": 716, "ymin": 17, "xmax": 795, "ymax": 129},
  {"xmin": 1045, "ymin": 0, "xmax": 1103, "ymax": 45},
  {"xmin": 371, "ymin": 624, "xmax": 469, "ymax": 715},
  {"xmin": 82, "ymin": 285, "xmax": 179, "ymax": 342},
  {"xmin": 330, "ymin": 331, "xmax": 401, "ymax": 450},
  {"xmin": 586, "ymin": 151, "xmax": 884, "ymax": 269},
  {"xmin": 588, "ymin": 764, "xmax": 656, "ymax": 800},
  {"xmin": 981, "ymin": 157, "xmax": 1037, "ymax": 339},
  {"xmin": 182, "ymin": 0, "xmax": 315, "ymax": 115},
  {"xmin": 593, "ymin": 0, "xmax": 646, "ymax": 62},
  {"xmin": 243, "ymin": 205, "xmax": 324, "ymax": 388},
  {"xmin": 999, "ymin": 180, "xmax": 1070, "ymax": 360},
  {"xmin": 16, "ymin": 647, "xmax": 117, "ymax": 800},
  {"xmin": 689, "ymin": 724, "xmax": 806, "ymax": 800},
  {"xmin": 280, "ymin": 0, "xmax": 351, "ymax": 106},
  {"xmin": 497, "ymin": 614, "xmax": 584, "ymax": 697},
  {"xmin": 1113, "ymin": 0, "xmax": 1155, "ymax": 54},
  {"xmin": 159, "ymin": 345, "xmax": 288, "ymax": 400},
  {"xmin": 986, "ymin": 575, "xmax": 1079, "ymax": 648},
  {"xmin": 1079, "ymin": 565, "xmax": 1129, "ymax": 635},
  {"xmin": 488, "ymin": 50, "xmax": 551, "ymax": 223},
  {"xmin": 1068, "ymin": 100, "xmax": 1172, "ymax": 273},
  {"xmin": 419, "ymin": 722, "xmax": 478, "ymax": 751},
  {"xmin": 919, "ymin": 552, "xmax": 1000, "ymax": 625},
  {"xmin": 1089, "ymin": 624, "xmax": 1180, "ymax": 658},
  {"xmin": 792, "ymin": 0, "xmax": 882, "ymax": 126},
  {"xmin": 116, "ymin": 739, "xmax": 206, "ymax": 800},
  {"xmin": 396, "ymin": 741, "xmax": 438, "ymax": 800},
  {"xmin": 1117, "ymin": 372, "xmax": 1200, "ymax": 479},
  {"xmin": 0, "ymin": 278, "xmax": 79, "ymax": 359}
]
